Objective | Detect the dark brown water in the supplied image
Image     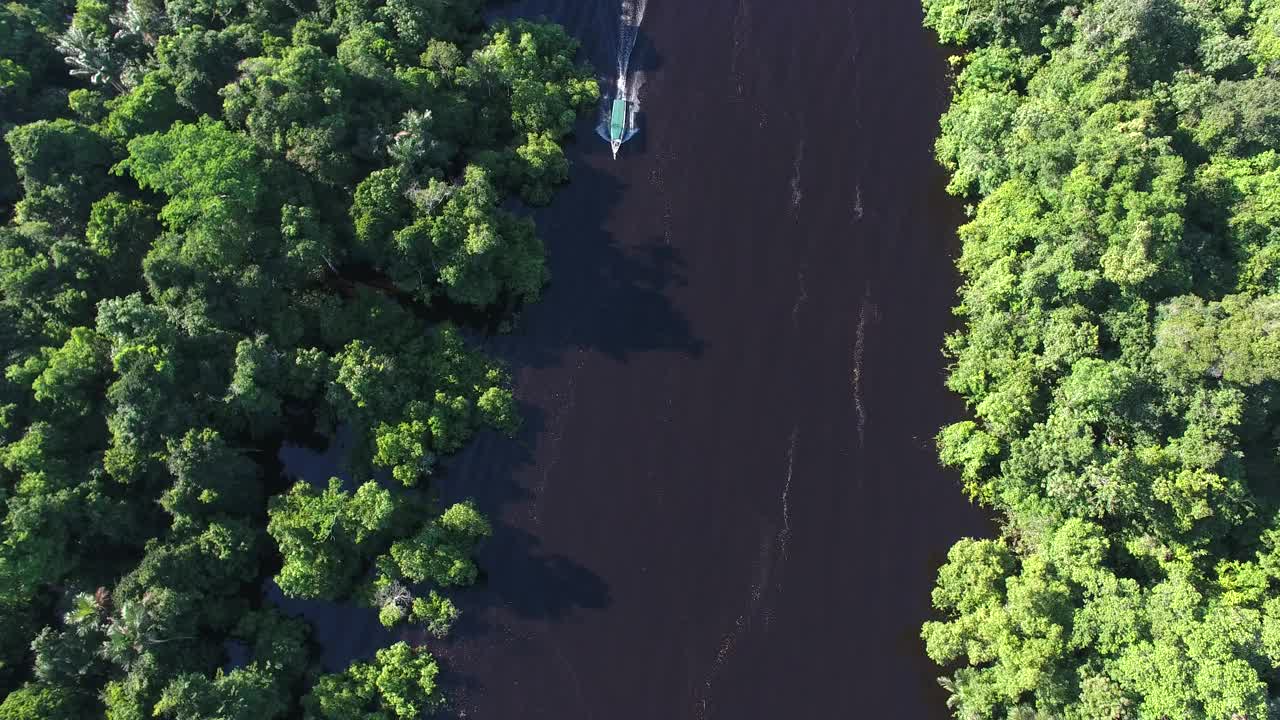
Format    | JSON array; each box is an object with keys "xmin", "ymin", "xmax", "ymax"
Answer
[{"xmin": 282, "ymin": 0, "xmax": 991, "ymax": 717}]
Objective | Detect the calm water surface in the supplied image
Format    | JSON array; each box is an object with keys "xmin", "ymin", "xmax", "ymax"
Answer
[{"xmin": 284, "ymin": 1, "xmax": 990, "ymax": 716}]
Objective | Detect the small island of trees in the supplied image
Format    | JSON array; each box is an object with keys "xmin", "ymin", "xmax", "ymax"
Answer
[
  {"xmin": 0, "ymin": 0, "xmax": 597, "ymax": 717},
  {"xmin": 922, "ymin": 0, "xmax": 1280, "ymax": 717}
]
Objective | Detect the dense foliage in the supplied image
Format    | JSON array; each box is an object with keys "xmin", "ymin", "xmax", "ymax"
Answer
[
  {"xmin": 0, "ymin": 0, "xmax": 597, "ymax": 716},
  {"xmin": 920, "ymin": 0, "xmax": 1280, "ymax": 717}
]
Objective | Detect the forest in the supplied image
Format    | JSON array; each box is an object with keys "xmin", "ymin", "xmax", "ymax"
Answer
[
  {"xmin": 0, "ymin": 0, "xmax": 597, "ymax": 717},
  {"xmin": 921, "ymin": 0, "xmax": 1280, "ymax": 717}
]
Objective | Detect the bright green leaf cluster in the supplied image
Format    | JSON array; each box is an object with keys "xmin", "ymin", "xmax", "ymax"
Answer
[
  {"xmin": 926, "ymin": 0, "xmax": 1280, "ymax": 716},
  {"xmin": 0, "ymin": 0, "xmax": 594, "ymax": 715}
]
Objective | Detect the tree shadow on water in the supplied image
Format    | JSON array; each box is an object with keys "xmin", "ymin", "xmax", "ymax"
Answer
[
  {"xmin": 436, "ymin": 397, "xmax": 611, "ymax": 631},
  {"xmin": 424, "ymin": 523, "xmax": 612, "ymax": 712},
  {"xmin": 503, "ymin": 136, "xmax": 703, "ymax": 367},
  {"xmin": 424, "ymin": 116, "xmax": 698, "ymax": 707},
  {"xmin": 453, "ymin": 523, "xmax": 612, "ymax": 637}
]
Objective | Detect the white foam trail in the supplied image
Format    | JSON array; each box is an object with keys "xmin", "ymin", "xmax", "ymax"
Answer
[
  {"xmin": 617, "ymin": 0, "xmax": 648, "ymax": 78},
  {"xmin": 764, "ymin": 429, "xmax": 798, "ymax": 628},
  {"xmin": 852, "ymin": 287, "xmax": 879, "ymax": 446},
  {"xmin": 729, "ymin": 0, "xmax": 749, "ymax": 98},
  {"xmin": 780, "ymin": 427, "xmax": 797, "ymax": 539},
  {"xmin": 756, "ymin": 429, "xmax": 800, "ymax": 630},
  {"xmin": 695, "ymin": 533, "xmax": 771, "ymax": 720},
  {"xmin": 626, "ymin": 70, "xmax": 645, "ymax": 101},
  {"xmin": 789, "ymin": 141, "xmax": 805, "ymax": 210},
  {"xmin": 791, "ymin": 270, "xmax": 808, "ymax": 326},
  {"xmin": 605, "ymin": 0, "xmax": 647, "ymax": 139},
  {"xmin": 695, "ymin": 611, "xmax": 743, "ymax": 720},
  {"xmin": 648, "ymin": 151, "xmax": 675, "ymax": 244},
  {"xmin": 695, "ymin": 428, "xmax": 799, "ymax": 718},
  {"xmin": 749, "ymin": 531, "xmax": 772, "ymax": 607},
  {"xmin": 626, "ymin": 69, "xmax": 645, "ymax": 122}
]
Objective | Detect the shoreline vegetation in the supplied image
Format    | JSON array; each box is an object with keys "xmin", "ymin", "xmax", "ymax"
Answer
[
  {"xmin": 921, "ymin": 0, "xmax": 1280, "ymax": 717},
  {"xmin": 0, "ymin": 0, "xmax": 597, "ymax": 717}
]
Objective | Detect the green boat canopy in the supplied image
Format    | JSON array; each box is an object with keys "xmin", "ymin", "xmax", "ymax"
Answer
[{"xmin": 610, "ymin": 97, "xmax": 627, "ymax": 142}]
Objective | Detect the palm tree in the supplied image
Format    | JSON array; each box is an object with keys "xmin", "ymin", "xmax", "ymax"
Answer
[
  {"xmin": 65, "ymin": 590, "xmax": 104, "ymax": 627},
  {"xmin": 56, "ymin": 26, "xmax": 124, "ymax": 93},
  {"xmin": 937, "ymin": 675, "xmax": 983, "ymax": 720},
  {"xmin": 111, "ymin": 0, "xmax": 169, "ymax": 45},
  {"xmin": 100, "ymin": 592, "xmax": 193, "ymax": 669},
  {"xmin": 388, "ymin": 109, "xmax": 440, "ymax": 170}
]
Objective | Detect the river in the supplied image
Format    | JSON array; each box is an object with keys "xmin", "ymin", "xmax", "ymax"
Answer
[{"xmin": 281, "ymin": 0, "xmax": 991, "ymax": 716}]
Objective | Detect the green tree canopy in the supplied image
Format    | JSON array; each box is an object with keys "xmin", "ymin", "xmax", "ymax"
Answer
[
  {"xmin": 0, "ymin": 0, "xmax": 595, "ymax": 716},
  {"xmin": 926, "ymin": 0, "xmax": 1280, "ymax": 715}
]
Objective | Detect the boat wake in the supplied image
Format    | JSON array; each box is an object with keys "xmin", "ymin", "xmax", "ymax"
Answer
[
  {"xmin": 598, "ymin": 0, "xmax": 647, "ymax": 156},
  {"xmin": 618, "ymin": 0, "xmax": 647, "ymax": 77},
  {"xmin": 852, "ymin": 285, "xmax": 880, "ymax": 447},
  {"xmin": 693, "ymin": 428, "xmax": 798, "ymax": 719}
]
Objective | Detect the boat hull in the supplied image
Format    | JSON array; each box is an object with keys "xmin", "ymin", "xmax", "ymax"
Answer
[{"xmin": 598, "ymin": 96, "xmax": 638, "ymax": 158}]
